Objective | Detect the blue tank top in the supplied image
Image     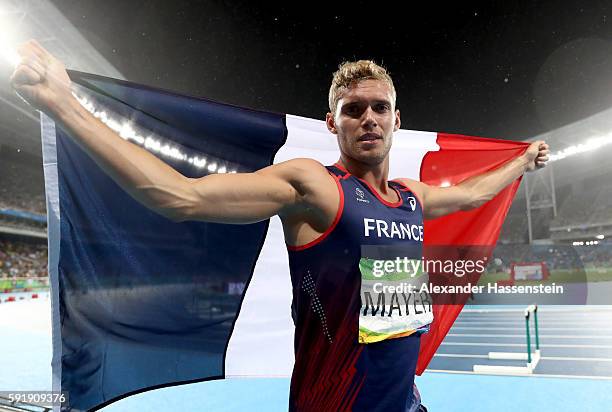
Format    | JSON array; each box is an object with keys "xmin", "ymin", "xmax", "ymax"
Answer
[{"xmin": 286, "ymin": 164, "xmax": 433, "ymax": 412}]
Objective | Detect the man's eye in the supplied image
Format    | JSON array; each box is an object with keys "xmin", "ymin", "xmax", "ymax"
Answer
[{"xmin": 375, "ymin": 104, "xmax": 390, "ymax": 112}]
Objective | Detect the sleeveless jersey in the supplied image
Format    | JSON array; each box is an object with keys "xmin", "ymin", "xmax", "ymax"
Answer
[{"xmin": 286, "ymin": 164, "xmax": 434, "ymax": 412}]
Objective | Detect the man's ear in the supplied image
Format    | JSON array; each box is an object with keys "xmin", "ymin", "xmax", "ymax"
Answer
[
  {"xmin": 326, "ymin": 112, "xmax": 338, "ymax": 135},
  {"xmin": 394, "ymin": 109, "xmax": 401, "ymax": 132}
]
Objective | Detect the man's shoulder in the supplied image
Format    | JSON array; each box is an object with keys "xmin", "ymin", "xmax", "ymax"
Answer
[
  {"xmin": 256, "ymin": 157, "xmax": 328, "ymax": 177},
  {"xmin": 275, "ymin": 158, "xmax": 339, "ymax": 229},
  {"xmin": 392, "ymin": 177, "xmax": 428, "ymax": 203},
  {"xmin": 257, "ymin": 158, "xmax": 336, "ymax": 197},
  {"xmin": 392, "ymin": 177, "xmax": 423, "ymax": 190},
  {"xmin": 283, "ymin": 157, "xmax": 328, "ymax": 171},
  {"xmin": 274, "ymin": 158, "xmax": 333, "ymax": 181}
]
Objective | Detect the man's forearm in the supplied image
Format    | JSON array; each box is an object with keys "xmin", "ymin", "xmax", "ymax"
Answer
[
  {"xmin": 459, "ymin": 154, "xmax": 530, "ymax": 209},
  {"xmin": 52, "ymin": 96, "xmax": 194, "ymax": 221}
]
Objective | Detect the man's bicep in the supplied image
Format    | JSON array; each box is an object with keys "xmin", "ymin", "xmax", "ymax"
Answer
[
  {"xmin": 422, "ymin": 184, "xmax": 473, "ymax": 219},
  {"xmin": 183, "ymin": 159, "xmax": 325, "ymax": 224}
]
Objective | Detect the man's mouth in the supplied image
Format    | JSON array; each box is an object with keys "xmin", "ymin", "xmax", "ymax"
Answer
[{"xmin": 358, "ymin": 133, "xmax": 382, "ymax": 142}]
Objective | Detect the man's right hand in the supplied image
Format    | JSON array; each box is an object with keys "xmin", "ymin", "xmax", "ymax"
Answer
[{"xmin": 9, "ymin": 39, "xmax": 73, "ymax": 115}]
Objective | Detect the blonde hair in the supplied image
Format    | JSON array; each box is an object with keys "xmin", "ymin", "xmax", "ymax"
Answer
[{"xmin": 328, "ymin": 60, "xmax": 396, "ymax": 114}]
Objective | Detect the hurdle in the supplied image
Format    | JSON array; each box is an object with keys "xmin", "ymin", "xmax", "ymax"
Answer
[{"xmin": 472, "ymin": 304, "xmax": 541, "ymax": 375}]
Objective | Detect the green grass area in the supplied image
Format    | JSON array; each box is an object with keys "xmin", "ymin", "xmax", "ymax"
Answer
[
  {"xmin": 0, "ymin": 278, "xmax": 48, "ymax": 290},
  {"xmin": 478, "ymin": 272, "xmax": 511, "ymax": 284}
]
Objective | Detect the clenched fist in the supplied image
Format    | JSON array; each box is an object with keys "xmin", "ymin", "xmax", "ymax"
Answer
[
  {"xmin": 524, "ymin": 140, "xmax": 550, "ymax": 172},
  {"xmin": 9, "ymin": 39, "xmax": 73, "ymax": 115}
]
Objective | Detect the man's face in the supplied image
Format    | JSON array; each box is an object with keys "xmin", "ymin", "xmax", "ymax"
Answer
[{"xmin": 326, "ymin": 79, "xmax": 400, "ymax": 166}]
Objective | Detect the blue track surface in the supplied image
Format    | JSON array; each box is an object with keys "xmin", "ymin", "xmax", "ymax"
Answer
[
  {"xmin": 2, "ymin": 298, "xmax": 612, "ymax": 411},
  {"xmin": 430, "ymin": 306, "xmax": 612, "ymax": 378},
  {"xmin": 100, "ymin": 374, "xmax": 612, "ymax": 411},
  {"xmin": 102, "ymin": 306, "xmax": 612, "ymax": 411}
]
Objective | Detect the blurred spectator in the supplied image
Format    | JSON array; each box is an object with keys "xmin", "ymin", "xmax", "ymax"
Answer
[
  {"xmin": 0, "ymin": 150, "xmax": 45, "ymax": 214},
  {"xmin": 0, "ymin": 240, "xmax": 48, "ymax": 278},
  {"xmin": 550, "ymin": 179, "xmax": 612, "ymax": 229},
  {"xmin": 490, "ymin": 242, "xmax": 612, "ymax": 274},
  {"xmin": 499, "ymin": 213, "xmax": 528, "ymax": 244}
]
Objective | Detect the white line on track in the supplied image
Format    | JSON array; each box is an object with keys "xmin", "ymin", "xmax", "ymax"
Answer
[
  {"xmin": 441, "ymin": 342, "xmax": 612, "ymax": 348},
  {"xmin": 459, "ymin": 317, "xmax": 612, "ymax": 320},
  {"xmin": 461, "ymin": 307, "xmax": 612, "ymax": 313},
  {"xmin": 451, "ymin": 326, "xmax": 612, "ymax": 331},
  {"xmin": 541, "ymin": 356, "xmax": 612, "ymax": 362},
  {"xmin": 447, "ymin": 333, "xmax": 612, "ymax": 339},
  {"xmin": 424, "ymin": 369, "xmax": 612, "ymax": 380},
  {"xmin": 454, "ymin": 320, "xmax": 612, "ymax": 325},
  {"xmin": 457, "ymin": 316, "xmax": 612, "ymax": 320},
  {"xmin": 460, "ymin": 311, "xmax": 612, "ymax": 314},
  {"xmin": 456, "ymin": 319, "xmax": 612, "ymax": 323},
  {"xmin": 434, "ymin": 353, "xmax": 612, "ymax": 362},
  {"xmin": 434, "ymin": 353, "xmax": 488, "ymax": 358}
]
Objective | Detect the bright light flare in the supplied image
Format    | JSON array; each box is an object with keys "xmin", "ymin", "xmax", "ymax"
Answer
[
  {"xmin": 73, "ymin": 91, "xmax": 238, "ymax": 174},
  {"xmin": 550, "ymin": 133, "xmax": 612, "ymax": 162},
  {"xmin": 0, "ymin": 16, "xmax": 21, "ymax": 67},
  {"xmin": 1, "ymin": 47, "xmax": 19, "ymax": 66}
]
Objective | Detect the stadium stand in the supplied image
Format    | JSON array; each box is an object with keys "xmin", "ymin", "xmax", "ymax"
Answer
[
  {"xmin": 0, "ymin": 145, "xmax": 46, "ymax": 234},
  {"xmin": 550, "ymin": 174, "xmax": 612, "ymax": 229},
  {"xmin": 494, "ymin": 170, "xmax": 612, "ymax": 243},
  {"xmin": 0, "ymin": 148, "xmax": 45, "ymax": 214},
  {"xmin": 489, "ymin": 242, "xmax": 611, "ymax": 276},
  {"xmin": 0, "ymin": 239, "xmax": 48, "ymax": 278},
  {"xmin": 499, "ymin": 199, "xmax": 529, "ymax": 245}
]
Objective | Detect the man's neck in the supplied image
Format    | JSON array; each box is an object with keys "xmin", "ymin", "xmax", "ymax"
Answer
[{"xmin": 337, "ymin": 156, "xmax": 392, "ymax": 194}]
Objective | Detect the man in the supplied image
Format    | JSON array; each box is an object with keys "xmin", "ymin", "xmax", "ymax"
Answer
[{"xmin": 11, "ymin": 40, "xmax": 549, "ymax": 411}]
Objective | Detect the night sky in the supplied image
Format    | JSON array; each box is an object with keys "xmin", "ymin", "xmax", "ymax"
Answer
[{"xmin": 50, "ymin": 0, "xmax": 612, "ymax": 141}]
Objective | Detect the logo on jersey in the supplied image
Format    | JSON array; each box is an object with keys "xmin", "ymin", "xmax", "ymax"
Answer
[
  {"xmin": 355, "ymin": 187, "xmax": 369, "ymax": 203},
  {"xmin": 407, "ymin": 196, "xmax": 417, "ymax": 211}
]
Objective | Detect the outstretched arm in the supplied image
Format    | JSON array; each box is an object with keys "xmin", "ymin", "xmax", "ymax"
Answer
[
  {"xmin": 400, "ymin": 141, "xmax": 550, "ymax": 220},
  {"xmin": 10, "ymin": 40, "xmax": 331, "ymax": 223}
]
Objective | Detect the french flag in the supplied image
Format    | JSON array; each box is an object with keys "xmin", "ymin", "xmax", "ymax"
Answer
[{"xmin": 41, "ymin": 71, "xmax": 527, "ymax": 411}]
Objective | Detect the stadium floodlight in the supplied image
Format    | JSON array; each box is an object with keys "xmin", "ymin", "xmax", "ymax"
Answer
[
  {"xmin": 193, "ymin": 157, "xmax": 207, "ymax": 168},
  {"xmin": 73, "ymin": 91, "xmax": 238, "ymax": 174},
  {"xmin": 549, "ymin": 133, "xmax": 612, "ymax": 162},
  {"xmin": 0, "ymin": 16, "xmax": 19, "ymax": 67},
  {"xmin": 596, "ymin": 234, "xmax": 605, "ymax": 240},
  {"xmin": 119, "ymin": 122, "xmax": 136, "ymax": 140},
  {"xmin": 0, "ymin": 45, "xmax": 19, "ymax": 66}
]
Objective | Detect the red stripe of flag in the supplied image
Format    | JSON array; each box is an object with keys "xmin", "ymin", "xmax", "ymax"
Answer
[{"xmin": 416, "ymin": 133, "xmax": 529, "ymax": 375}]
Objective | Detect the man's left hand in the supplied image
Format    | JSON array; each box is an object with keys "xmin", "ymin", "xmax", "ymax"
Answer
[{"xmin": 524, "ymin": 140, "xmax": 550, "ymax": 172}]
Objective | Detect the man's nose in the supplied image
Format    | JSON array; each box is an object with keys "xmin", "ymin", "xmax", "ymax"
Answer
[{"xmin": 361, "ymin": 106, "xmax": 377, "ymax": 129}]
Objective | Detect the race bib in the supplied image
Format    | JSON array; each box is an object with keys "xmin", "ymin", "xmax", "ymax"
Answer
[{"xmin": 359, "ymin": 256, "xmax": 433, "ymax": 343}]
